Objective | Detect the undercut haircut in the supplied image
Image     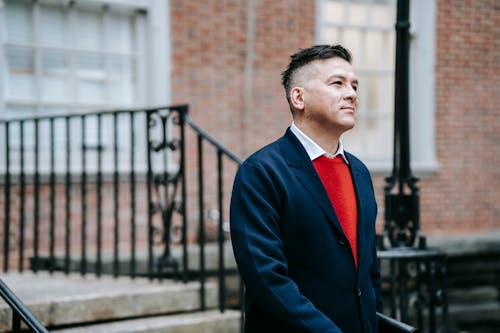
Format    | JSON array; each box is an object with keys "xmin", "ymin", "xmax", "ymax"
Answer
[{"xmin": 281, "ymin": 44, "xmax": 352, "ymax": 113}]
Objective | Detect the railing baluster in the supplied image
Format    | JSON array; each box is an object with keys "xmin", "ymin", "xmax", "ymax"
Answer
[
  {"xmin": 81, "ymin": 115, "xmax": 87, "ymax": 275},
  {"xmin": 441, "ymin": 258, "xmax": 449, "ymax": 331},
  {"xmin": 146, "ymin": 112, "xmax": 154, "ymax": 278},
  {"xmin": 416, "ymin": 258, "xmax": 423, "ymax": 330},
  {"xmin": 130, "ymin": 111, "xmax": 136, "ymax": 278},
  {"xmin": 390, "ymin": 259, "xmax": 397, "ymax": 318},
  {"xmin": 217, "ymin": 149, "xmax": 225, "ymax": 312},
  {"xmin": 19, "ymin": 121, "xmax": 25, "ymax": 272},
  {"xmin": 160, "ymin": 114, "xmax": 169, "ymax": 281},
  {"xmin": 179, "ymin": 109, "xmax": 188, "ymax": 283},
  {"xmin": 96, "ymin": 114, "xmax": 103, "ymax": 277},
  {"xmin": 197, "ymin": 134, "xmax": 206, "ymax": 310},
  {"xmin": 428, "ymin": 259, "xmax": 437, "ymax": 333},
  {"xmin": 65, "ymin": 116, "xmax": 71, "ymax": 274},
  {"xmin": 3, "ymin": 121, "xmax": 10, "ymax": 272},
  {"xmin": 49, "ymin": 118, "xmax": 56, "ymax": 274},
  {"xmin": 240, "ymin": 278, "xmax": 246, "ymax": 332},
  {"xmin": 400, "ymin": 259, "xmax": 408, "ymax": 323},
  {"xmin": 113, "ymin": 113, "xmax": 120, "ymax": 277},
  {"xmin": 33, "ymin": 119, "xmax": 40, "ymax": 273},
  {"xmin": 12, "ymin": 312, "xmax": 21, "ymax": 332}
]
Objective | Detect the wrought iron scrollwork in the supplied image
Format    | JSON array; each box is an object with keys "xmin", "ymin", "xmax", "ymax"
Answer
[
  {"xmin": 384, "ymin": 175, "xmax": 420, "ymax": 248},
  {"xmin": 147, "ymin": 109, "xmax": 183, "ymax": 276}
]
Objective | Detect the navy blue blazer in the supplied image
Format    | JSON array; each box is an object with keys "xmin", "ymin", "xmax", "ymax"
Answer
[{"xmin": 230, "ymin": 128, "xmax": 382, "ymax": 333}]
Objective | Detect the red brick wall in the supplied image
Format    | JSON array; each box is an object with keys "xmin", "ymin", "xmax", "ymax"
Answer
[
  {"xmin": 171, "ymin": 0, "xmax": 499, "ymax": 237},
  {"xmin": 417, "ymin": 0, "xmax": 499, "ymax": 235},
  {"xmin": 171, "ymin": 0, "xmax": 314, "ymax": 154}
]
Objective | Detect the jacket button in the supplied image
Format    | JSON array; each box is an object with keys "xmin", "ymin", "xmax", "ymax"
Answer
[
  {"xmin": 338, "ymin": 238, "xmax": 347, "ymax": 245},
  {"xmin": 357, "ymin": 288, "xmax": 362, "ymax": 297}
]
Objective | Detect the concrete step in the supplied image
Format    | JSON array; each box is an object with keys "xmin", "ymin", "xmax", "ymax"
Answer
[
  {"xmin": 447, "ymin": 287, "xmax": 500, "ymax": 332},
  {"xmin": 51, "ymin": 310, "xmax": 241, "ymax": 333},
  {"xmin": 448, "ymin": 301, "xmax": 500, "ymax": 329},
  {"xmin": 447, "ymin": 285, "xmax": 499, "ymax": 304},
  {"xmin": 0, "ymin": 271, "xmax": 219, "ymax": 332}
]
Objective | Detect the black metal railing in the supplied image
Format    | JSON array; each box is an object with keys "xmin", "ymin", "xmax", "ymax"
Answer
[
  {"xmin": 0, "ymin": 277, "xmax": 48, "ymax": 333},
  {"xmin": 1, "ymin": 106, "xmax": 183, "ymax": 278},
  {"xmin": 1, "ymin": 104, "xmax": 244, "ymax": 329}
]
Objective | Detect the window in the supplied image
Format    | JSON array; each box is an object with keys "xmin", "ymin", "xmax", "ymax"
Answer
[
  {"xmin": 1, "ymin": 0, "xmax": 148, "ymax": 116},
  {"xmin": 0, "ymin": 0, "xmax": 171, "ymax": 173},
  {"xmin": 316, "ymin": 0, "xmax": 438, "ymax": 174}
]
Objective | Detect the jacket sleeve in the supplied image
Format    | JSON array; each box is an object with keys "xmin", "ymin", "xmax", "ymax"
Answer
[
  {"xmin": 365, "ymin": 169, "xmax": 383, "ymax": 314},
  {"xmin": 230, "ymin": 160, "xmax": 342, "ymax": 333}
]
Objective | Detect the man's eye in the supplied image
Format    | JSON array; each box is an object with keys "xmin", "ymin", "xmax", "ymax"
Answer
[{"xmin": 332, "ymin": 81, "xmax": 342, "ymax": 86}]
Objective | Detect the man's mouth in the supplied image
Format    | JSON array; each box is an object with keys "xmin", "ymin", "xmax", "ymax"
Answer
[{"xmin": 341, "ymin": 106, "xmax": 355, "ymax": 112}]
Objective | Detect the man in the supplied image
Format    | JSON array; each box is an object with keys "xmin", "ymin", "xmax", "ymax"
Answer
[{"xmin": 230, "ymin": 44, "xmax": 383, "ymax": 332}]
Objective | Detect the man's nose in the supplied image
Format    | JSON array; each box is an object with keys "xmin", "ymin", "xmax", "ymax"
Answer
[{"xmin": 344, "ymin": 86, "xmax": 357, "ymax": 101}]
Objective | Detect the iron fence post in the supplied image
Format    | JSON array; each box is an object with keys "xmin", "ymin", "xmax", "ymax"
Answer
[{"xmin": 380, "ymin": 1, "xmax": 448, "ymax": 332}]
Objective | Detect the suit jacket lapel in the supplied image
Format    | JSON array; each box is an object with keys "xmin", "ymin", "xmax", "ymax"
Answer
[{"xmin": 279, "ymin": 129, "xmax": 346, "ymax": 236}]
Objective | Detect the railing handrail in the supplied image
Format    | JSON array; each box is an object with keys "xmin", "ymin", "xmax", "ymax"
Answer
[
  {"xmin": 0, "ymin": 104, "xmax": 189, "ymax": 123},
  {"xmin": 0, "ymin": 278, "xmax": 49, "ymax": 333},
  {"xmin": 185, "ymin": 114, "xmax": 243, "ymax": 165}
]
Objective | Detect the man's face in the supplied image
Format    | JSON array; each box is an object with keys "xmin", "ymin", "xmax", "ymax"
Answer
[{"xmin": 294, "ymin": 57, "xmax": 359, "ymax": 136}]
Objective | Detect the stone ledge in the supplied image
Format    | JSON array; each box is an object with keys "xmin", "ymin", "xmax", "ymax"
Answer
[
  {"xmin": 448, "ymin": 301, "xmax": 500, "ymax": 325},
  {"xmin": 51, "ymin": 310, "xmax": 241, "ymax": 333},
  {"xmin": 427, "ymin": 230, "xmax": 500, "ymax": 256},
  {"xmin": 447, "ymin": 286, "xmax": 499, "ymax": 303}
]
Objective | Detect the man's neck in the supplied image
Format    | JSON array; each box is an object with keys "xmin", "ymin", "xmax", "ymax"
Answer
[{"xmin": 293, "ymin": 120, "xmax": 342, "ymax": 156}]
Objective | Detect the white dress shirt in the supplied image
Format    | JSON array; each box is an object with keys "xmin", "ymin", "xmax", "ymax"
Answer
[{"xmin": 290, "ymin": 122, "xmax": 349, "ymax": 164}]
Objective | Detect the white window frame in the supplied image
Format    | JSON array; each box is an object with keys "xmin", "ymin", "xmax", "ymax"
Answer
[
  {"xmin": 315, "ymin": 0, "xmax": 439, "ymax": 176},
  {"xmin": 408, "ymin": 0, "xmax": 439, "ymax": 175}
]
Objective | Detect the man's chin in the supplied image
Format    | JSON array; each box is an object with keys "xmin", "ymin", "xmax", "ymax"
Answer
[{"xmin": 343, "ymin": 121, "xmax": 356, "ymax": 131}]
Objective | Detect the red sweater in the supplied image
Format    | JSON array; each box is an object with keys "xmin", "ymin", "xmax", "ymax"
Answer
[{"xmin": 313, "ymin": 155, "xmax": 358, "ymax": 269}]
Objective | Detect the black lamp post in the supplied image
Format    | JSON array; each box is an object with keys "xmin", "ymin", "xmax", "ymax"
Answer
[
  {"xmin": 384, "ymin": 0, "xmax": 420, "ymax": 249},
  {"xmin": 379, "ymin": 1, "xmax": 449, "ymax": 331}
]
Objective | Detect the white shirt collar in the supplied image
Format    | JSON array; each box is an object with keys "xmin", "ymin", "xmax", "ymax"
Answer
[{"xmin": 290, "ymin": 122, "xmax": 349, "ymax": 164}]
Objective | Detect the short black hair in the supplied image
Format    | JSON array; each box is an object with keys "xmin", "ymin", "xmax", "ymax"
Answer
[{"xmin": 281, "ymin": 44, "xmax": 352, "ymax": 112}]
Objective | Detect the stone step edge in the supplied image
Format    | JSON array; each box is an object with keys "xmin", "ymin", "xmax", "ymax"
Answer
[
  {"xmin": 448, "ymin": 301, "xmax": 500, "ymax": 323},
  {"xmin": 50, "ymin": 310, "xmax": 241, "ymax": 333},
  {"xmin": 447, "ymin": 285, "xmax": 499, "ymax": 303}
]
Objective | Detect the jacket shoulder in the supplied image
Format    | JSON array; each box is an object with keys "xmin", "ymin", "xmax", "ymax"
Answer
[{"xmin": 241, "ymin": 134, "xmax": 291, "ymax": 168}]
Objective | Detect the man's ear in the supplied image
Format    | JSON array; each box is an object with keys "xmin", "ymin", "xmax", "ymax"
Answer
[{"xmin": 290, "ymin": 86, "xmax": 305, "ymax": 111}]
